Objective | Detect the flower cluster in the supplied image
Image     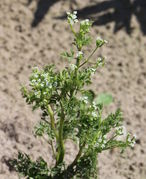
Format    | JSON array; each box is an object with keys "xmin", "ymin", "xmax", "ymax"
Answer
[
  {"xmin": 96, "ymin": 37, "xmax": 108, "ymax": 48},
  {"xmin": 80, "ymin": 96, "xmax": 88, "ymax": 104},
  {"xmin": 95, "ymin": 135, "xmax": 107, "ymax": 149},
  {"xmin": 116, "ymin": 126, "xmax": 127, "ymax": 136},
  {"xmin": 80, "ymin": 19, "xmax": 91, "ymax": 33},
  {"xmin": 67, "ymin": 11, "xmax": 78, "ymax": 25},
  {"xmin": 127, "ymin": 134, "xmax": 136, "ymax": 147},
  {"xmin": 76, "ymin": 51, "xmax": 83, "ymax": 59}
]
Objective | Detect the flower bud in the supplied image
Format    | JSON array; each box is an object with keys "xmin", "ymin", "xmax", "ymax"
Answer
[
  {"xmin": 76, "ymin": 51, "xmax": 83, "ymax": 60},
  {"xmin": 96, "ymin": 37, "xmax": 108, "ymax": 48}
]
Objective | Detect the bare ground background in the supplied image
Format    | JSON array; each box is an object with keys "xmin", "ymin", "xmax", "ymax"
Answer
[{"xmin": 0, "ymin": 0, "xmax": 146, "ymax": 178}]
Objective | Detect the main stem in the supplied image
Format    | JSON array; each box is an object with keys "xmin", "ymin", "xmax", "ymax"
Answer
[
  {"xmin": 97, "ymin": 154, "xmax": 99, "ymax": 179},
  {"xmin": 47, "ymin": 105, "xmax": 59, "ymax": 140},
  {"xmin": 69, "ymin": 142, "xmax": 85, "ymax": 169},
  {"xmin": 56, "ymin": 102, "xmax": 65, "ymax": 165}
]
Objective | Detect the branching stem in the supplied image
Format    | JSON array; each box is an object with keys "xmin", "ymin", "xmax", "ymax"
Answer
[
  {"xmin": 79, "ymin": 46, "xmax": 98, "ymax": 68},
  {"xmin": 42, "ymin": 136, "xmax": 56, "ymax": 159},
  {"xmin": 68, "ymin": 142, "xmax": 86, "ymax": 170}
]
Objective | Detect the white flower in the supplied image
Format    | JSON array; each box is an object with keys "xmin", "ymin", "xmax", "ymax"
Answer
[
  {"xmin": 84, "ymin": 100, "xmax": 88, "ymax": 104},
  {"xmin": 103, "ymin": 139, "xmax": 107, "ymax": 144},
  {"xmin": 129, "ymin": 134, "xmax": 136, "ymax": 147},
  {"xmin": 67, "ymin": 12, "xmax": 71, "ymax": 15},
  {"xmin": 76, "ymin": 51, "xmax": 83, "ymax": 58},
  {"xmin": 81, "ymin": 19, "xmax": 90, "ymax": 26},
  {"xmin": 73, "ymin": 11, "xmax": 77, "ymax": 15},
  {"xmin": 84, "ymin": 96, "xmax": 88, "ymax": 100},
  {"xmin": 90, "ymin": 68, "xmax": 96, "ymax": 73},
  {"xmin": 48, "ymin": 84, "xmax": 52, "ymax": 89},
  {"xmin": 67, "ymin": 11, "xmax": 78, "ymax": 25},
  {"xmin": 31, "ymin": 79, "xmax": 36, "ymax": 83},
  {"xmin": 96, "ymin": 37, "xmax": 108, "ymax": 47},
  {"xmin": 116, "ymin": 126, "xmax": 126, "ymax": 135},
  {"xmin": 80, "ymin": 96, "xmax": 88, "ymax": 104},
  {"xmin": 33, "ymin": 67, "xmax": 39, "ymax": 71},
  {"xmin": 116, "ymin": 126, "xmax": 127, "ymax": 141},
  {"xmin": 92, "ymin": 101, "xmax": 97, "ymax": 110},
  {"xmin": 74, "ymin": 19, "xmax": 78, "ymax": 23},
  {"xmin": 41, "ymin": 73, "xmax": 48, "ymax": 78},
  {"xmin": 91, "ymin": 111, "xmax": 97, "ymax": 118},
  {"xmin": 96, "ymin": 37, "xmax": 103, "ymax": 41},
  {"xmin": 130, "ymin": 140, "xmax": 136, "ymax": 148},
  {"xmin": 85, "ymin": 19, "xmax": 89, "ymax": 22},
  {"xmin": 127, "ymin": 134, "xmax": 131, "ymax": 143},
  {"xmin": 96, "ymin": 37, "xmax": 108, "ymax": 43},
  {"xmin": 103, "ymin": 135, "xmax": 107, "ymax": 144},
  {"xmin": 101, "ymin": 144, "xmax": 105, "ymax": 149},
  {"xmin": 104, "ymin": 40, "xmax": 108, "ymax": 43},
  {"xmin": 133, "ymin": 134, "xmax": 137, "ymax": 140},
  {"xmin": 34, "ymin": 74, "xmax": 38, "ymax": 78},
  {"xmin": 34, "ymin": 91, "xmax": 41, "ymax": 98},
  {"xmin": 72, "ymin": 14, "xmax": 77, "ymax": 20},
  {"xmin": 98, "ymin": 138, "xmax": 102, "ymax": 143},
  {"xmin": 46, "ymin": 82, "xmax": 52, "ymax": 89},
  {"xmin": 69, "ymin": 64, "xmax": 77, "ymax": 70},
  {"xmin": 40, "ymin": 83, "xmax": 44, "ymax": 87}
]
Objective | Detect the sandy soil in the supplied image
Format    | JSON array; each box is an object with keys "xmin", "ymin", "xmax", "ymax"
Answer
[{"xmin": 0, "ymin": 0, "xmax": 146, "ymax": 178}]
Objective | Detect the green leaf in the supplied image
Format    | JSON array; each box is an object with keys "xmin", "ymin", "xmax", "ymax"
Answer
[
  {"xmin": 82, "ymin": 90, "xmax": 95, "ymax": 103},
  {"xmin": 61, "ymin": 49, "xmax": 74, "ymax": 61},
  {"xmin": 95, "ymin": 93, "xmax": 113, "ymax": 105}
]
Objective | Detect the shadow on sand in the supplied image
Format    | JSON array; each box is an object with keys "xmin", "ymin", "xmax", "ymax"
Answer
[
  {"xmin": 29, "ymin": 0, "xmax": 146, "ymax": 35},
  {"xmin": 58, "ymin": 0, "xmax": 146, "ymax": 35},
  {"xmin": 28, "ymin": 0, "xmax": 60, "ymax": 27}
]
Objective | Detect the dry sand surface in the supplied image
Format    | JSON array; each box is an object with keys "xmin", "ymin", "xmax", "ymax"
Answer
[{"xmin": 0, "ymin": 0, "xmax": 146, "ymax": 178}]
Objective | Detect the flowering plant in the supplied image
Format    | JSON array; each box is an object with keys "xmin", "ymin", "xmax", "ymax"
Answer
[{"xmin": 10, "ymin": 11, "xmax": 135, "ymax": 179}]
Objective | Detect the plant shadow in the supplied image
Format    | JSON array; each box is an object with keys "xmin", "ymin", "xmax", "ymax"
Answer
[
  {"xmin": 28, "ymin": 0, "xmax": 146, "ymax": 35},
  {"xmin": 57, "ymin": 0, "xmax": 146, "ymax": 35},
  {"xmin": 28, "ymin": 0, "xmax": 60, "ymax": 27}
]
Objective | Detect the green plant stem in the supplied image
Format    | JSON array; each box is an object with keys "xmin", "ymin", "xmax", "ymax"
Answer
[
  {"xmin": 47, "ymin": 105, "xmax": 59, "ymax": 141},
  {"xmin": 70, "ymin": 56, "xmax": 80, "ymax": 97},
  {"xmin": 68, "ymin": 142, "xmax": 85, "ymax": 170},
  {"xmin": 106, "ymin": 134, "xmax": 118, "ymax": 144},
  {"xmin": 50, "ymin": 140, "xmax": 56, "ymax": 159},
  {"xmin": 56, "ymin": 102, "xmax": 65, "ymax": 165},
  {"xmin": 57, "ymin": 143, "xmax": 86, "ymax": 179},
  {"xmin": 47, "ymin": 105, "xmax": 61, "ymax": 162},
  {"xmin": 69, "ymin": 24, "xmax": 76, "ymax": 37},
  {"xmin": 76, "ymin": 58, "xmax": 80, "ymax": 67},
  {"xmin": 96, "ymin": 154, "xmax": 99, "ymax": 179},
  {"xmin": 79, "ymin": 46, "xmax": 98, "ymax": 68},
  {"xmin": 42, "ymin": 136, "xmax": 56, "ymax": 159}
]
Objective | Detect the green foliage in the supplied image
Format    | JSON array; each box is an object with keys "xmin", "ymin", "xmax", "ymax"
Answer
[
  {"xmin": 11, "ymin": 12, "xmax": 135, "ymax": 179},
  {"xmin": 10, "ymin": 152, "xmax": 49, "ymax": 179},
  {"xmin": 95, "ymin": 93, "xmax": 113, "ymax": 105}
]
